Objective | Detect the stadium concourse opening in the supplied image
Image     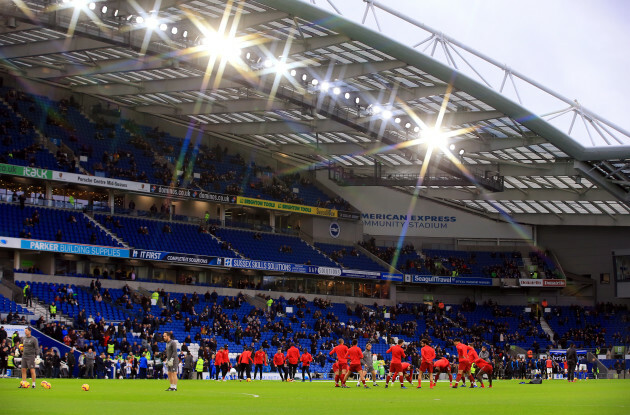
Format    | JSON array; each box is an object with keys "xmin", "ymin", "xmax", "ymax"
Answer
[{"xmin": 0, "ymin": 0, "xmax": 628, "ymax": 411}]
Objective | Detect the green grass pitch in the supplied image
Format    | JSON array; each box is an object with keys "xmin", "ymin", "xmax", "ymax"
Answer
[{"xmin": 2, "ymin": 378, "xmax": 628, "ymax": 415}]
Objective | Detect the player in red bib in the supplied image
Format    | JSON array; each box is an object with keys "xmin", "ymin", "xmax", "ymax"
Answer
[
  {"xmin": 473, "ymin": 357, "xmax": 494, "ymax": 388},
  {"xmin": 432, "ymin": 356, "xmax": 454, "ymax": 387},
  {"xmin": 385, "ymin": 339, "xmax": 407, "ymax": 389},
  {"xmin": 418, "ymin": 338, "xmax": 436, "ymax": 389},
  {"xmin": 330, "ymin": 339, "xmax": 349, "ymax": 388},
  {"xmin": 452, "ymin": 338, "xmax": 471, "ymax": 388},
  {"xmin": 346, "ymin": 339, "xmax": 369, "ymax": 388}
]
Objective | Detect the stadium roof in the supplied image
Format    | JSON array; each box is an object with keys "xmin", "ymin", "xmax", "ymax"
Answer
[{"xmin": 1, "ymin": 0, "xmax": 629, "ymax": 224}]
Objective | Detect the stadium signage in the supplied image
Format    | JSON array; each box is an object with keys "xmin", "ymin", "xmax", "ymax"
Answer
[
  {"xmin": 518, "ymin": 279, "xmax": 543, "ymax": 287},
  {"xmin": 337, "ymin": 211, "xmax": 361, "ymax": 220},
  {"xmin": 542, "ymin": 279, "xmax": 566, "ymax": 287},
  {"xmin": 222, "ymin": 257, "xmax": 318, "ymax": 274},
  {"xmin": 549, "ymin": 349, "xmax": 587, "ymax": 363},
  {"xmin": 381, "ymin": 272, "xmax": 404, "ymax": 282},
  {"xmin": 317, "ymin": 266, "xmax": 342, "ymax": 276},
  {"xmin": 518, "ymin": 279, "xmax": 566, "ymax": 288},
  {"xmin": 53, "ymin": 172, "xmax": 149, "ymax": 192},
  {"xmin": 19, "ymin": 239, "xmax": 129, "ymax": 258},
  {"xmin": 341, "ymin": 269, "xmax": 382, "ymax": 280},
  {"xmin": 149, "ymin": 185, "xmax": 234, "ymax": 203},
  {"xmin": 0, "ymin": 237, "xmax": 22, "ymax": 249},
  {"xmin": 236, "ymin": 196, "xmax": 338, "ymax": 218},
  {"xmin": 0, "ymin": 163, "xmax": 52, "ymax": 180},
  {"xmin": 131, "ymin": 249, "xmax": 223, "ymax": 266},
  {"xmin": 408, "ymin": 274, "xmax": 494, "ymax": 286}
]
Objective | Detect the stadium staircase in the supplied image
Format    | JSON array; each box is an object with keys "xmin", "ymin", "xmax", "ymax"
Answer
[
  {"xmin": 25, "ymin": 296, "xmax": 74, "ymax": 326},
  {"xmin": 244, "ymin": 294, "xmax": 268, "ymax": 311},
  {"xmin": 519, "ymin": 253, "xmax": 534, "ymax": 278},
  {"xmin": 355, "ymin": 243, "xmax": 398, "ymax": 272},
  {"xmin": 538, "ymin": 316, "xmax": 556, "ymax": 342},
  {"xmin": 83, "ymin": 213, "xmax": 129, "ymax": 248},
  {"xmin": 0, "ymin": 279, "xmax": 23, "ymax": 304}
]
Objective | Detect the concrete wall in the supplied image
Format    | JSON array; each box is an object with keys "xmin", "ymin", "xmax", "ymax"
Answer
[{"xmin": 537, "ymin": 225, "xmax": 630, "ymax": 304}]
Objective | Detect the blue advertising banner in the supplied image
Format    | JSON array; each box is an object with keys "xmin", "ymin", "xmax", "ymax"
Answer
[
  {"xmin": 381, "ymin": 272, "xmax": 404, "ymax": 282},
  {"xmin": 222, "ymin": 257, "xmax": 325, "ymax": 274},
  {"xmin": 20, "ymin": 239, "xmax": 129, "ymax": 258},
  {"xmin": 340, "ymin": 269, "xmax": 382, "ymax": 280},
  {"xmin": 132, "ymin": 250, "xmax": 222, "ymax": 266},
  {"xmin": 548, "ymin": 349, "xmax": 588, "ymax": 363},
  {"xmin": 407, "ymin": 274, "xmax": 493, "ymax": 286}
]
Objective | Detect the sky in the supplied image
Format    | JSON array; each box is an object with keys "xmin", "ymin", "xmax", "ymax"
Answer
[{"xmin": 305, "ymin": 0, "xmax": 630, "ymax": 142}]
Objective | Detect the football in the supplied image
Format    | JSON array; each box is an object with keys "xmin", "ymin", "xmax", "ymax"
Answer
[
  {"xmin": 246, "ymin": 378, "xmax": 251, "ymax": 382},
  {"xmin": 81, "ymin": 384, "xmax": 90, "ymax": 391},
  {"xmin": 20, "ymin": 381, "xmax": 30, "ymax": 389},
  {"xmin": 42, "ymin": 381, "xmax": 51, "ymax": 389}
]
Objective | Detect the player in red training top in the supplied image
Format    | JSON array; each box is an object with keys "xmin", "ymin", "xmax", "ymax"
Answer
[
  {"xmin": 253, "ymin": 346, "xmax": 268, "ymax": 381},
  {"xmin": 300, "ymin": 350, "xmax": 313, "ymax": 382},
  {"xmin": 401, "ymin": 362, "xmax": 415, "ymax": 386},
  {"xmin": 330, "ymin": 339, "xmax": 349, "ymax": 388},
  {"xmin": 385, "ymin": 339, "xmax": 407, "ymax": 389},
  {"xmin": 473, "ymin": 357, "xmax": 494, "ymax": 388},
  {"xmin": 452, "ymin": 338, "xmax": 471, "ymax": 388},
  {"xmin": 273, "ymin": 348, "xmax": 287, "ymax": 382},
  {"xmin": 219, "ymin": 345, "xmax": 230, "ymax": 381},
  {"xmin": 238, "ymin": 347, "xmax": 253, "ymax": 380},
  {"xmin": 346, "ymin": 339, "xmax": 369, "ymax": 388},
  {"xmin": 418, "ymin": 338, "xmax": 436, "ymax": 389},
  {"xmin": 286, "ymin": 343, "xmax": 300, "ymax": 382},
  {"xmin": 464, "ymin": 343, "xmax": 479, "ymax": 388},
  {"xmin": 332, "ymin": 361, "xmax": 341, "ymax": 387},
  {"xmin": 432, "ymin": 356, "xmax": 454, "ymax": 387}
]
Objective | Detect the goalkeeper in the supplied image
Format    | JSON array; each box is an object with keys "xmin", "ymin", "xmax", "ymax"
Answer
[{"xmin": 164, "ymin": 332, "xmax": 179, "ymax": 391}]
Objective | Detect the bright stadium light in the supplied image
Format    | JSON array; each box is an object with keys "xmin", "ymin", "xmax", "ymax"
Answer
[
  {"xmin": 320, "ymin": 81, "xmax": 330, "ymax": 92},
  {"xmin": 344, "ymin": 92, "xmax": 350, "ymax": 100},
  {"xmin": 263, "ymin": 59, "xmax": 273, "ymax": 68},
  {"xmin": 405, "ymin": 122, "xmax": 411, "ymax": 129},
  {"xmin": 355, "ymin": 97, "xmax": 360, "ymax": 104},
  {"xmin": 290, "ymin": 69, "xmax": 297, "ymax": 77},
  {"xmin": 413, "ymin": 126, "xmax": 420, "ymax": 133},
  {"xmin": 382, "ymin": 109, "xmax": 393, "ymax": 120},
  {"xmin": 101, "ymin": 5, "xmax": 107, "ymax": 14},
  {"xmin": 145, "ymin": 16, "xmax": 159, "ymax": 29},
  {"xmin": 135, "ymin": 16, "xmax": 144, "ymax": 24},
  {"xmin": 394, "ymin": 117, "xmax": 401, "ymax": 124},
  {"xmin": 312, "ymin": 79, "xmax": 319, "ymax": 86},
  {"xmin": 422, "ymin": 127, "xmax": 447, "ymax": 149},
  {"xmin": 159, "ymin": 23, "xmax": 167, "ymax": 31},
  {"xmin": 63, "ymin": 0, "xmax": 89, "ymax": 8},
  {"xmin": 88, "ymin": 2, "xmax": 95, "ymax": 10},
  {"xmin": 332, "ymin": 87, "xmax": 341, "ymax": 95},
  {"xmin": 171, "ymin": 27, "xmax": 178, "ymax": 35},
  {"xmin": 459, "ymin": 149, "xmax": 465, "ymax": 155},
  {"xmin": 449, "ymin": 144, "xmax": 456, "ymax": 151}
]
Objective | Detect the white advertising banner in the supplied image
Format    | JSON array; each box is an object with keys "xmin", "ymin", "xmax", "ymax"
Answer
[{"xmin": 51, "ymin": 171, "xmax": 150, "ymax": 193}]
